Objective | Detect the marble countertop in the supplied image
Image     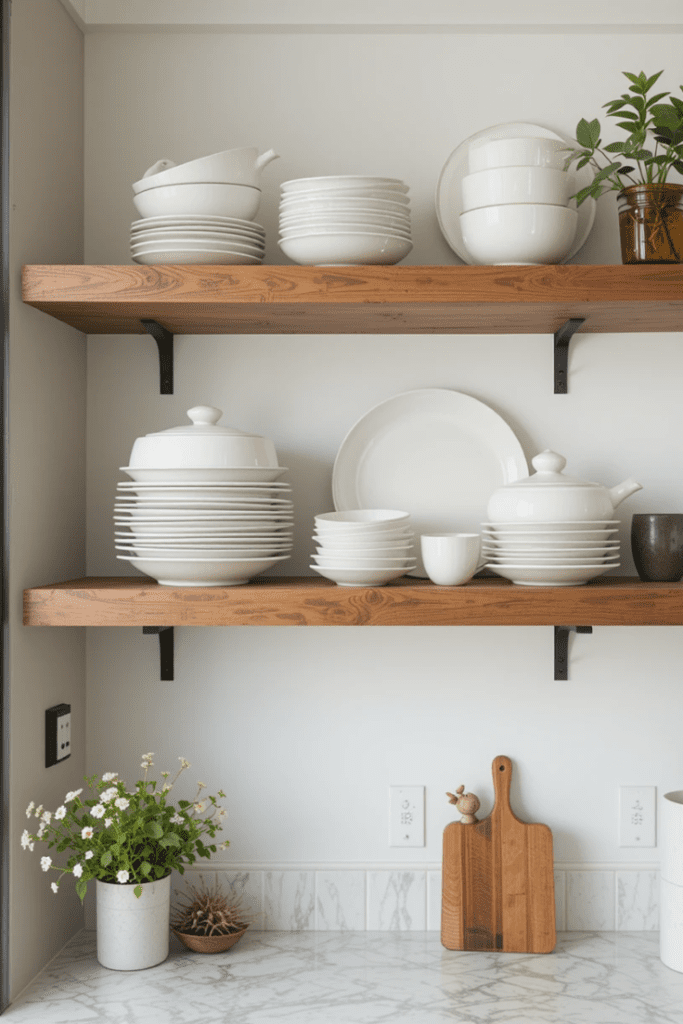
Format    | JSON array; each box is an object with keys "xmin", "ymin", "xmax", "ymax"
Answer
[{"xmin": 5, "ymin": 930, "xmax": 683, "ymax": 1023}]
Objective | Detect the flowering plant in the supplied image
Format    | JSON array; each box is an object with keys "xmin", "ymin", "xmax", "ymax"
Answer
[{"xmin": 21, "ymin": 753, "xmax": 229, "ymax": 900}]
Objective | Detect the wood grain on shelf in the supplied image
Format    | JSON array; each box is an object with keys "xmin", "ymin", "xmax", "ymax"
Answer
[
  {"xmin": 22, "ymin": 576, "xmax": 683, "ymax": 628},
  {"xmin": 21, "ymin": 264, "xmax": 683, "ymax": 335}
]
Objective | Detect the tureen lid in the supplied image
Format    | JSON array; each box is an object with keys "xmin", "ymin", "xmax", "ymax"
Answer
[
  {"xmin": 505, "ymin": 450, "xmax": 601, "ymax": 489},
  {"xmin": 145, "ymin": 406, "xmax": 259, "ymax": 439}
]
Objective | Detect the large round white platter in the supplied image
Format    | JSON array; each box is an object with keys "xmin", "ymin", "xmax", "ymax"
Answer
[
  {"xmin": 435, "ymin": 121, "xmax": 596, "ymax": 264},
  {"xmin": 332, "ymin": 389, "xmax": 528, "ymax": 577}
]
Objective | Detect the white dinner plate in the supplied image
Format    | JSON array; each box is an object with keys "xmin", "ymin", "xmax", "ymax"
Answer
[
  {"xmin": 131, "ymin": 237, "xmax": 264, "ymax": 255},
  {"xmin": 117, "ymin": 482, "xmax": 290, "ymax": 491},
  {"xmin": 435, "ymin": 122, "xmax": 596, "ymax": 264},
  {"xmin": 332, "ymin": 389, "xmax": 527, "ymax": 576},
  {"xmin": 132, "ymin": 249, "xmax": 263, "ymax": 266},
  {"xmin": 131, "ymin": 215, "xmax": 266, "ymax": 232}
]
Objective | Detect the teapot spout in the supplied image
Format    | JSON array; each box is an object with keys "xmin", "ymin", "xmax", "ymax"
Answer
[
  {"xmin": 608, "ymin": 477, "xmax": 642, "ymax": 509},
  {"xmin": 255, "ymin": 149, "xmax": 279, "ymax": 171}
]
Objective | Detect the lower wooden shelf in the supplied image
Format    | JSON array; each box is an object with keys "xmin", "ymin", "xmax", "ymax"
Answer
[{"xmin": 22, "ymin": 575, "xmax": 683, "ymax": 627}]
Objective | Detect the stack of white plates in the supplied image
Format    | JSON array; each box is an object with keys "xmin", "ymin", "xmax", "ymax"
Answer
[
  {"xmin": 482, "ymin": 521, "xmax": 620, "ymax": 586},
  {"xmin": 130, "ymin": 215, "xmax": 266, "ymax": 266},
  {"xmin": 114, "ymin": 474, "xmax": 293, "ymax": 586},
  {"xmin": 278, "ymin": 176, "xmax": 412, "ymax": 266},
  {"xmin": 310, "ymin": 510, "xmax": 415, "ymax": 586}
]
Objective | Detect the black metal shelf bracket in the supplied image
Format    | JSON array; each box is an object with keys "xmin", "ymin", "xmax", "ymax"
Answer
[
  {"xmin": 142, "ymin": 626, "xmax": 174, "ymax": 680},
  {"xmin": 141, "ymin": 319, "xmax": 174, "ymax": 395},
  {"xmin": 554, "ymin": 318, "xmax": 586, "ymax": 394},
  {"xmin": 554, "ymin": 625, "xmax": 593, "ymax": 680}
]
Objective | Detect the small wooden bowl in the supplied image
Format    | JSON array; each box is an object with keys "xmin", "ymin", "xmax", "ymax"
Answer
[{"xmin": 172, "ymin": 925, "xmax": 249, "ymax": 953}]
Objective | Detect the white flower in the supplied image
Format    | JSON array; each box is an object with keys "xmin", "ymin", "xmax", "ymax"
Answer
[
  {"xmin": 179, "ymin": 757, "xmax": 191, "ymax": 769},
  {"xmin": 170, "ymin": 812, "xmax": 184, "ymax": 825},
  {"xmin": 37, "ymin": 824, "xmax": 46, "ymax": 839},
  {"xmin": 51, "ymin": 882, "xmax": 59, "ymax": 893},
  {"xmin": 65, "ymin": 789, "xmax": 82, "ymax": 803},
  {"xmin": 41, "ymin": 810, "xmax": 52, "ymax": 825},
  {"xmin": 72, "ymin": 863, "xmax": 83, "ymax": 878},
  {"xmin": 100, "ymin": 787, "xmax": 118, "ymax": 804},
  {"xmin": 85, "ymin": 850, "xmax": 94, "ymax": 860},
  {"xmin": 102, "ymin": 772, "xmax": 118, "ymax": 782},
  {"xmin": 219, "ymin": 840, "xmax": 230, "ymax": 851},
  {"xmin": 40, "ymin": 856, "xmax": 52, "ymax": 872},
  {"xmin": 34, "ymin": 805, "xmax": 44, "ymax": 818},
  {"xmin": 81, "ymin": 826, "xmax": 94, "ymax": 840},
  {"xmin": 20, "ymin": 829, "xmax": 32, "ymax": 850},
  {"xmin": 114, "ymin": 797, "xmax": 129, "ymax": 811},
  {"xmin": 26, "ymin": 801, "xmax": 35, "ymax": 818},
  {"xmin": 215, "ymin": 807, "xmax": 227, "ymax": 819},
  {"xmin": 162, "ymin": 784, "xmax": 171, "ymax": 792},
  {"xmin": 54, "ymin": 806, "xmax": 67, "ymax": 820},
  {"xmin": 90, "ymin": 804, "xmax": 105, "ymax": 819},
  {"xmin": 104, "ymin": 817, "xmax": 113, "ymax": 828},
  {"xmin": 143, "ymin": 752, "xmax": 154, "ymax": 760},
  {"xmin": 193, "ymin": 800, "xmax": 207, "ymax": 814},
  {"xmin": 116, "ymin": 870, "xmax": 129, "ymax": 884},
  {"xmin": 197, "ymin": 781, "xmax": 206, "ymax": 790}
]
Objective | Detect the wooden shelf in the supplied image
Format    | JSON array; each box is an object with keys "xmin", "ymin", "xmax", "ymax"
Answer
[
  {"xmin": 22, "ymin": 576, "xmax": 683, "ymax": 628},
  {"xmin": 21, "ymin": 264, "xmax": 683, "ymax": 336}
]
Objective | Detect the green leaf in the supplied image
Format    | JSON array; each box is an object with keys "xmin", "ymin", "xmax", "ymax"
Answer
[
  {"xmin": 644, "ymin": 70, "xmax": 665, "ymax": 92},
  {"xmin": 670, "ymin": 96, "xmax": 683, "ymax": 116},
  {"xmin": 616, "ymin": 121, "xmax": 640, "ymax": 132},
  {"xmin": 607, "ymin": 107, "xmax": 638, "ymax": 120},
  {"xmin": 593, "ymin": 162, "xmax": 622, "ymax": 184},
  {"xmin": 622, "ymin": 71, "xmax": 642, "ymax": 85},
  {"xmin": 652, "ymin": 104, "xmax": 683, "ymax": 129},
  {"xmin": 645, "ymin": 91, "xmax": 670, "ymax": 109},
  {"xmin": 576, "ymin": 117, "xmax": 600, "ymax": 149},
  {"xmin": 618, "ymin": 166, "xmax": 636, "ymax": 176},
  {"xmin": 604, "ymin": 141, "xmax": 626, "ymax": 152},
  {"xmin": 134, "ymin": 885, "xmax": 143, "ymax": 898},
  {"xmin": 101, "ymin": 850, "xmax": 112, "ymax": 867},
  {"xmin": 75, "ymin": 877, "xmax": 87, "ymax": 903},
  {"xmin": 154, "ymin": 865, "xmax": 166, "ymax": 878},
  {"xmin": 140, "ymin": 861, "xmax": 152, "ymax": 877},
  {"xmin": 146, "ymin": 821, "xmax": 163, "ymax": 840},
  {"xmin": 673, "ymin": 160, "xmax": 683, "ymax": 174},
  {"xmin": 159, "ymin": 833, "xmax": 180, "ymax": 848}
]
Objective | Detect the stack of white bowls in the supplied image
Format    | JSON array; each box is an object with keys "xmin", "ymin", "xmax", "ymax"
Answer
[
  {"xmin": 310, "ymin": 510, "xmax": 415, "ymax": 586},
  {"xmin": 278, "ymin": 176, "xmax": 413, "ymax": 266},
  {"xmin": 459, "ymin": 136, "xmax": 579, "ymax": 265},
  {"xmin": 130, "ymin": 147, "xmax": 279, "ymax": 265},
  {"xmin": 115, "ymin": 406, "xmax": 293, "ymax": 586}
]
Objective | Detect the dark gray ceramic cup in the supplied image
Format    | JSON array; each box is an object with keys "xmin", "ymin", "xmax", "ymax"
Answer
[{"xmin": 631, "ymin": 514, "xmax": 683, "ymax": 582}]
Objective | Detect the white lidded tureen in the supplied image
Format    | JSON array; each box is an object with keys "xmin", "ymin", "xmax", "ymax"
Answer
[
  {"xmin": 128, "ymin": 406, "xmax": 279, "ymax": 469},
  {"xmin": 486, "ymin": 450, "xmax": 642, "ymax": 523}
]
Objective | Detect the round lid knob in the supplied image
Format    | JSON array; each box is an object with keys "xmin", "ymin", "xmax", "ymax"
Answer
[
  {"xmin": 531, "ymin": 450, "xmax": 567, "ymax": 475},
  {"xmin": 187, "ymin": 406, "xmax": 223, "ymax": 426}
]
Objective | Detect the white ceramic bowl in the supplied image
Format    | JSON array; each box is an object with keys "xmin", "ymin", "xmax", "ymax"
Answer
[
  {"xmin": 316, "ymin": 510, "xmax": 410, "ymax": 528},
  {"xmin": 282, "ymin": 176, "xmax": 409, "ymax": 194},
  {"xmin": 120, "ymin": 466, "xmax": 288, "ymax": 483},
  {"xmin": 486, "ymin": 563, "xmax": 617, "ymax": 586},
  {"xmin": 461, "ymin": 166, "xmax": 573, "ymax": 212},
  {"xmin": 279, "ymin": 197, "xmax": 411, "ymax": 216},
  {"xmin": 133, "ymin": 148, "xmax": 279, "ymax": 192},
  {"xmin": 133, "ymin": 183, "xmax": 261, "ymax": 220},
  {"xmin": 310, "ymin": 564, "xmax": 415, "ymax": 586},
  {"xmin": 280, "ymin": 187, "xmax": 411, "ymax": 205},
  {"xmin": 468, "ymin": 136, "xmax": 569, "ymax": 173},
  {"xmin": 460, "ymin": 204, "xmax": 578, "ymax": 265},
  {"xmin": 120, "ymin": 554, "xmax": 290, "ymax": 586},
  {"xmin": 279, "ymin": 231, "xmax": 412, "ymax": 266}
]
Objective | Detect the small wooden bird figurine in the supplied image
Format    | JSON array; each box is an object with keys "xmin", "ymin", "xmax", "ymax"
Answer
[{"xmin": 446, "ymin": 784, "xmax": 480, "ymax": 824}]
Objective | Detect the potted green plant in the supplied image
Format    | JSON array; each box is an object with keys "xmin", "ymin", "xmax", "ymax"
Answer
[
  {"xmin": 563, "ymin": 70, "xmax": 683, "ymax": 263},
  {"xmin": 21, "ymin": 752, "xmax": 229, "ymax": 970}
]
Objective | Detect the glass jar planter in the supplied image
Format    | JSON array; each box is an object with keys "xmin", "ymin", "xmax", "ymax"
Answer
[{"xmin": 617, "ymin": 184, "xmax": 683, "ymax": 264}]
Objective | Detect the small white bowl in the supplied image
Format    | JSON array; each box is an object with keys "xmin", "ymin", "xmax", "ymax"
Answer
[
  {"xmin": 281, "ymin": 176, "xmax": 409, "ymax": 193},
  {"xmin": 279, "ymin": 231, "xmax": 412, "ymax": 266},
  {"xmin": 133, "ymin": 183, "xmax": 261, "ymax": 220},
  {"xmin": 310, "ymin": 564, "xmax": 415, "ymax": 586},
  {"xmin": 468, "ymin": 136, "xmax": 568, "ymax": 173},
  {"xmin": 315, "ymin": 510, "xmax": 410, "ymax": 528},
  {"xmin": 461, "ymin": 166, "xmax": 573, "ymax": 212},
  {"xmin": 459, "ymin": 204, "xmax": 578, "ymax": 265}
]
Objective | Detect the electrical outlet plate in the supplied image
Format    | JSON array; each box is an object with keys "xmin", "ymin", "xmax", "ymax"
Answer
[
  {"xmin": 45, "ymin": 704, "xmax": 71, "ymax": 767},
  {"xmin": 389, "ymin": 785, "xmax": 425, "ymax": 847},
  {"xmin": 619, "ymin": 785, "xmax": 656, "ymax": 847}
]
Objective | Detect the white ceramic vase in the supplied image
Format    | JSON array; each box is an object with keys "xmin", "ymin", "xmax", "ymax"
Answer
[
  {"xmin": 96, "ymin": 875, "xmax": 171, "ymax": 971},
  {"xmin": 660, "ymin": 790, "xmax": 683, "ymax": 972}
]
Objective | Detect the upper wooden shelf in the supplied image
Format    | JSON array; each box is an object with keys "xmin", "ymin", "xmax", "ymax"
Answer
[
  {"xmin": 22, "ymin": 576, "xmax": 683, "ymax": 628},
  {"xmin": 21, "ymin": 264, "xmax": 683, "ymax": 336}
]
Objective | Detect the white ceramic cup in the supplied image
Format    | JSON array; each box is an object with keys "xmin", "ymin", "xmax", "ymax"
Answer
[{"xmin": 420, "ymin": 533, "xmax": 484, "ymax": 586}]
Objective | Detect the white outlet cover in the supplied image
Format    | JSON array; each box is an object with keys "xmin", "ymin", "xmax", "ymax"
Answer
[
  {"xmin": 389, "ymin": 785, "xmax": 425, "ymax": 847},
  {"xmin": 619, "ymin": 785, "xmax": 656, "ymax": 847}
]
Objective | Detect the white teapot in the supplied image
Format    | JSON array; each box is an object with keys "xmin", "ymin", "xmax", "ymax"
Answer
[{"xmin": 487, "ymin": 450, "xmax": 642, "ymax": 523}]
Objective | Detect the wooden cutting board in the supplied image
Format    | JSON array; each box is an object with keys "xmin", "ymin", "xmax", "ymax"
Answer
[{"xmin": 441, "ymin": 755, "xmax": 555, "ymax": 953}]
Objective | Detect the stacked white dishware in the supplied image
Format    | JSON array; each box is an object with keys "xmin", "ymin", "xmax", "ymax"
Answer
[
  {"xmin": 310, "ymin": 510, "xmax": 415, "ymax": 586},
  {"xmin": 278, "ymin": 175, "xmax": 412, "ymax": 266},
  {"xmin": 483, "ymin": 450, "xmax": 643, "ymax": 586},
  {"xmin": 459, "ymin": 136, "xmax": 579, "ymax": 265},
  {"xmin": 115, "ymin": 406, "xmax": 293, "ymax": 586},
  {"xmin": 130, "ymin": 147, "xmax": 279, "ymax": 265}
]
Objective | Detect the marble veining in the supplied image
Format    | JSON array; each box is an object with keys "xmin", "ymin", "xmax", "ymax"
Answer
[{"xmin": 5, "ymin": 930, "xmax": 683, "ymax": 1023}]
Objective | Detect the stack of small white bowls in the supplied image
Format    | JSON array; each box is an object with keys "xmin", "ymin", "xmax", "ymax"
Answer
[
  {"xmin": 278, "ymin": 176, "xmax": 413, "ymax": 266},
  {"xmin": 459, "ymin": 136, "xmax": 579, "ymax": 265},
  {"xmin": 130, "ymin": 147, "xmax": 279, "ymax": 265},
  {"xmin": 310, "ymin": 510, "xmax": 415, "ymax": 586},
  {"xmin": 115, "ymin": 406, "xmax": 293, "ymax": 586}
]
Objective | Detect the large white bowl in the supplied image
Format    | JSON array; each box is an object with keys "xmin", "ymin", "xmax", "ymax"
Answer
[
  {"xmin": 468, "ymin": 136, "xmax": 568, "ymax": 173},
  {"xmin": 282, "ymin": 176, "xmax": 409, "ymax": 194},
  {"xmin": 133, "ymin": 183, "xmax": 261, "ymax": 220},
  {"xmin": 280, "ymin": 187, "xmax": 410, "ymax": 205},
  {"xmin": 310, "ymin": 564, "xmax": 415, "ymax": 586},
  {"xmin": 279, "ymin": 231, "xmax": 412, "ymax": 266},
  {"xmin": 279, "ymin": 196, "xmax": 411, "ymax": 216},
  {"xmin": 120, "ymin": 554, "xmax": 289, "ymax": 586},
  {"xmin": 459, "ymin": 204, "xmax": 578, "ymax": 265},
  {"xmin": 133, "ymin": 148, "xmax": 279, "ymax": 192},
  {"xmin": 128, "ymin": 407, "xmax": 279, "ymax": 470},
  {"xmin": 461, "ymin": 166, "xmax": 573, "ymax": 212}
]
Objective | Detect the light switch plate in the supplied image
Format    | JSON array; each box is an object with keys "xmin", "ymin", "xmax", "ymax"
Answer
[
  {"xmin": 389, "ymin": 785, "xmax": 425, "ymax": 847},
  {"xmin": 45, "ymin": 703, "xmax": 71, "ymax": 767}
]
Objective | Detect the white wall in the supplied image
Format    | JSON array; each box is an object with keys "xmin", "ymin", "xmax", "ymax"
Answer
[
  {"xmin": 9, "ymin": 0, "xmax": 86, "ymax": 1000},
  {"xmin": 82, "ymin": 21, "xmax": 683, "ymax": 898}
]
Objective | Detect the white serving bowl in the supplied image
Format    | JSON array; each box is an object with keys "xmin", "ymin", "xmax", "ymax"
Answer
[
  {"xmin": 133, "ymin": 148, "xmax": 279, "ymax": 192},
  {"xmin": 461, "ymin": 166, "xmax": 573, "ymax": 212},
  {"xmin": 460, "ymin": 204, "xmax": 578, "ymax": 265},
  {"xmin": 128, "ymin": 406, "xmax": 278, "ymax": 470},
  {"xmin": 280, "ymin": 187, "xmax": 411, "ymax": 205},
  {"xmin": 310, "ymin": 564, "xmax": 415, "ymax": 586},
  {"xmin": 486, "ymin": 563, "xmax": 618, "ymax": 586},
  {"xmin": 282, "ymin": 176, "xmax": 409, "ymax": 194},
  {"xmin": 120, "ymin": 554, "xmax": 290, "ymax": 586},
  {"xmin": 315, "ymin": 510, "xmax": 411, "ymax": 529},
  {"xmin": 280, "ymin": 196, "xmax": 411, "ymax": 216},
  {"xmin": 279, "ymin": 231, "xmax": 412, "ymax": 266},
  {"xmin": 133, "ymin": 183, "xmax": 261, "ymax": 220},
  {"xmin": 468, "ymin": 136, "xmax": 569, "ymax": 173},
  {"xmin": 120, "ymin": 466, "xmax": 288, "ymax": 483}
]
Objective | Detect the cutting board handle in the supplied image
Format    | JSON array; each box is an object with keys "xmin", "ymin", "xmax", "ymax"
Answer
[{"xmin": 492, "ymin": 755, "xmax": 513, "ymax": 818}]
